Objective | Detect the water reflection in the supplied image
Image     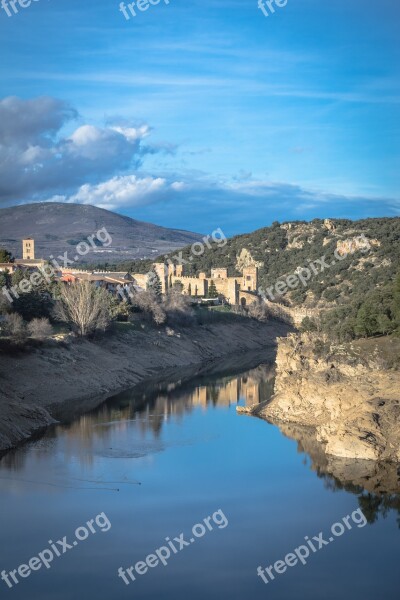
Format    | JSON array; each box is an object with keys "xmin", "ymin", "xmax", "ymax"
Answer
[
  {"xmin": 0, "ymin": 354, "xmax": 275, "ymax": 474},
  {"xmin": 277, "ymin": 421, "xmax": 400, "ymax": 525},
  {"xmin": 1, "ymin": 353, "xmax": 399, "ymax": 525}
]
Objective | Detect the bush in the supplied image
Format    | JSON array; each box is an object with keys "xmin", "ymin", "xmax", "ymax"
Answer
[
  {"xmin": 3, "ymin": 313, "xmax": 27, "ymax": 343},
  {"xmin": 28, "ymin": 318, "xmax": 53, "ymax": 340},
  {"xmin": 247, "ymin": 301, "xmax": 269, "ymax": 322},
  {"xmin": 163, "ymin": 290, "xmax": 194, "ymax": 326},
  {"xmin": 132, "ymin": 290, "xmax": 166, "ymax": 325}
]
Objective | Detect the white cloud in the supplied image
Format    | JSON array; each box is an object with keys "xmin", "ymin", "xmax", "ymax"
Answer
[
  {"xmin": 0, "ymin": 96, "xmax": 156, "ymax": 205},
  {"xmin": 50, "ymin": 174, "xmax": 185, "ymax": 211}
]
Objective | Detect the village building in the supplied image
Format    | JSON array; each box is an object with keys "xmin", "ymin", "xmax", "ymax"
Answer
[
  {"xmin": 0, "ymin": 239, "xmax": 46, "ymax": 274},
  {"xmin": 6, "ymin": 239, "xmax": 261, "ymax": 307}
]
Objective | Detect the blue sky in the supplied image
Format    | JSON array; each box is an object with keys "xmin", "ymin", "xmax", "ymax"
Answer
[{"xmin": 0, "ymin": 0, "xmax": 399, "ymax": 235}]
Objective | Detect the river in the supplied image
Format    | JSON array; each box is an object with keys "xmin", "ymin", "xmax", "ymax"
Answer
[{"xmin": 0, "ymin": 351, "xmax": 398, "ymax": 599}]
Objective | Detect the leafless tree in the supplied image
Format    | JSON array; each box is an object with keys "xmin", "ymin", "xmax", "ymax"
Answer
[
  {"xmin": 132, "ymin": 290, "xmax": 166, "ymax": 325},
  {"xmin": 247, "ymin": 301, "xmax": 269, "ymax": 322},
  {"xmin": 28, "ymin": 318, "xmax": 53, "ymax": 340},
  {"xmin": 53, "ymin": 281, "xmax": 111, "ymax": 336},
  {"xmin": 3, "ymin": 313, "xmax": 27, "ymax": 342},
  {"xmin": 163, "ymin": 290, "xmax": 194, "ymax": 325}
]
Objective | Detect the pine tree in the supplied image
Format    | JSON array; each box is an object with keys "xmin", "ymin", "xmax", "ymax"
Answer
[{"xmin": 208, "ymin": 280, "xmax": 218, "ymax": 298}]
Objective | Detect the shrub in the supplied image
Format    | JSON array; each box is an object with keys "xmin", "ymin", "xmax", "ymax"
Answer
[
  {"xmin": 3, "ymin": 313, "xmax": 27, "ymax": 343},
  {"xmin": 247, "ymin": 301, "xmax": 269, "ymax": 322},
  {"xmin": 28, "ymin": 318, "xmax": 53, "ymax": 340},
  {"xmin": 132, "ymin": 290, "xmax": 166, "ymax": 325},
  {"xmin": 163, "ymin": 290, "xmax": 194, "ymax": 326}
]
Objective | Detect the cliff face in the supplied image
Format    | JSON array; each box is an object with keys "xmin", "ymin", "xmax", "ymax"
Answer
[{"xmin": 253, "ymin": 334, "xmax": 400, "ymax": 462}]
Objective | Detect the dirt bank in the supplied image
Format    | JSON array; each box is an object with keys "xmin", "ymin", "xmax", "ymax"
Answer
[{"xmin": 0, "ymin": 319, "xmax": 289, "ymax": 452}]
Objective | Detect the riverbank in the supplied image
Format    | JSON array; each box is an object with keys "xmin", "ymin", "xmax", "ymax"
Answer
[
  {"xmin": 240, "ymin": 333, "xmax": 400, "ymax": 462},
  {"xmin": 0, "ymin": 318, "xmax": 290, "ymax": 453}
]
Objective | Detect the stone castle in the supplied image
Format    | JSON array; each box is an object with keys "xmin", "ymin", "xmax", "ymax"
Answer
[{"xmin": 146, "ymin": 262, "xmax": 260, "ymax": 306}]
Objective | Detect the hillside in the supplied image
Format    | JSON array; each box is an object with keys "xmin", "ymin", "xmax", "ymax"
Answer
[
  {"xmin": 0, "ymin": 203, "xmax": 202, "ymax": 262},
  {"xmin": 124, "ymin": 217, "xmax": 400, "ymax": 340}
]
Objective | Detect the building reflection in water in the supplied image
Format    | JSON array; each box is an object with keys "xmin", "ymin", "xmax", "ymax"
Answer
[{"xmin": 1, "ymin": 360, "xmax": 399, "ymax": 525}]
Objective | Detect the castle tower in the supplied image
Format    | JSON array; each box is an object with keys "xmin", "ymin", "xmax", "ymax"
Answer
[
  {"xmin": 211, "ymin": 268, "xmax": 228, "ymax": 279},
  {"xmin": 242, "ymin": 267, "xmax": 258, "ymax": 292},
  {"xmin": 23, "ymin": 238, "xmax": 35, "ymax": 260}
]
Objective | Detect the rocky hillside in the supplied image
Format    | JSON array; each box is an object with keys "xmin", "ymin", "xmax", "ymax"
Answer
[
  {"xmin": 0, "ymin": 202, "xmax": 202, "ymax": 262},
  {"xmin": 155, "ymin": 216, "xmax": 399, "ymax": 340},
  {"xmin": 243, "ymin": 333, "xmax": 400, "ymax": 462},
  {"xmin": 160, "ymin": 217, "xmax": 399, "ymax": 304}
]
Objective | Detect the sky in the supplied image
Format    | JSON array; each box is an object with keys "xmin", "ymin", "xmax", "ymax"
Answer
[{"xmin": 0, "ymin": 0, "xmax": 399, "ymax": 235}]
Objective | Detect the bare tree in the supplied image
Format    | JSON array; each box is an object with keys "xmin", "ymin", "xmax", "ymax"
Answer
[
  {"xmin": 247, "ymin": 301, "xmax": 269, "ymax": 322},
  {"xmin": 53, "ymin": 281, "xmax": 111, "ymax": 336},
  {"xmin": 3, "ymin": 313, "xmax": 27, "ymax": 343},
  {"xmin": 163, "ymin": 290, "xmax": 194, "ymax": 325},
  {"xmin": 28, "ymin": 318, "xmax": 53, "ymax": 340},
  {"xmin": 132, "ymin": 290, "xmax": 166, "ymax": 325}
]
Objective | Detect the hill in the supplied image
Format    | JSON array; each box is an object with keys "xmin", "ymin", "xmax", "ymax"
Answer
[
  {"xmin": 0, "ymin": 202, "xmax": 202, "ymax": 262},
  {"xmin": 124, "ymin": 217, "xmax": 400, "ymax": 340}
]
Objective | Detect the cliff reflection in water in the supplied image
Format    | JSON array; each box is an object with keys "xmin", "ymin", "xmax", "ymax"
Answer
[{"xmin": 278, "ymin": 421, "xmax": 400, "ymax": 526}]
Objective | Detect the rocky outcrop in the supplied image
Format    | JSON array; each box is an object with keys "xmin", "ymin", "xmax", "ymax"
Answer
[
  {"xmin": 235, "ymin": 248, "xmax": 264, "ymax": 271},
  {"xmin": 242, "ymin": 334, "xmax": 400, "ymax": 462}
]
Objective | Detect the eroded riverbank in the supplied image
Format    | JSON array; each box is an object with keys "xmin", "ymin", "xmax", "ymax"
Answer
[{"xmin": 0, "ymin": 319, "xmax": 290, "ymax": 452}]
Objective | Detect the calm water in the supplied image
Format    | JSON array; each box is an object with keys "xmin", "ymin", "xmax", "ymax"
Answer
[{"xmin": 0, "ymin": 352, "xmax": 399, "ymax": 600}]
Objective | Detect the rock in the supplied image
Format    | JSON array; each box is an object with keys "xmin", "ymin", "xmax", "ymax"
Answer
[{"xmin": 250, "ymin": 334, "xmax": 400, "ymax": 462}]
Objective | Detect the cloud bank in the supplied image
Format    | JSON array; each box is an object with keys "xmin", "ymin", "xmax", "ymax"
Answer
[
  {"xmin": 1, "ymin": 96, "xmax": 398, "ymax": 234},
  {"xmin": 0, "ymin": 96, "xmax": 153, "ymax": 204}
]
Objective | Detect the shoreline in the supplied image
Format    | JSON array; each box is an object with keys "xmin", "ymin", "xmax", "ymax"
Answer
[{"xmin": 0, "ymin": 319, "xmax": 290, "ymax": 454}]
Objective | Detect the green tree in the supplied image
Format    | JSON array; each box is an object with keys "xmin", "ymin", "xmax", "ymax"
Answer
[
  {"xmin": 393, "ymin": 273, "xmax": 400, "ymax": 327},
  {"xmin": 0, "ymin": 248, "xmax": 13, "ymax": 263},
  {"xmin": 208, "ymin": 280, "xmax": 218, "ymax": 298},
  {"xmin": 354, "ymin": 303, "xmax": 379, "ymax": 337},
  {"xmin": 377, "ymin": 314, "xmax": 394, "ymax": 335},
  {"xmin": 172, "ymin": 280, "xmax": 184, "ymax": 292},
  {"xmin": 14, "ymin": 291, "xmax": 53, "ymax": 321},
  {"xmin": 0, "ymin": 271, "xmax": 11, "ymax": 291}
]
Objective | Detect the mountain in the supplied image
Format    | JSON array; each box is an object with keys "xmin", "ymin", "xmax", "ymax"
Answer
[{"xmin": 0, "ymin": 203, "xmax": 203, "ymax": 262}]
